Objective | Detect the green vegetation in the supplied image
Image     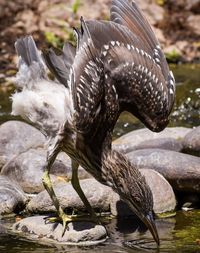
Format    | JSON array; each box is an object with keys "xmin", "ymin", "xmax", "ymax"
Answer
[
  {"xmin": 44, "ymin": 31, "xmax": 63, "ymax": 48},
  {"xmin": 72, "ymin": 0, "xmax": 82, "ymax": 14},
  {"xmin": 165, "ymin": 49, "xmax": 182, "ymax": 63}
]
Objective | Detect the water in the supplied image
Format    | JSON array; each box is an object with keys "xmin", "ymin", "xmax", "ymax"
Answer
[
  {"xmin": 0, "ymin": 64, "xmax": 200, "ymax": 252},
  {"xmin": 0, "ymin": 211, "xmax": 200, "ymax": 253}
]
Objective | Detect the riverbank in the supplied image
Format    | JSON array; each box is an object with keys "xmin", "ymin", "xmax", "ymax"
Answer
[{"xmin": 0, "ymin": 0, "xmax": 200, "ymax": 76}]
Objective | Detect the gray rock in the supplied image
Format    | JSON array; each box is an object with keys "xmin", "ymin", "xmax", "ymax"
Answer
[
  {"xmin": 0, "ymin": 223, "xmax": 6, "ymax": 234},
  {"xmin": 113, "ymin": 127, "xmax": 191, "ymax": 154},
  {"xmin": 0, "ymin": 121, "xmax": 45, "ymax": 169},
  {"xmin": 182, "ymin": 126, "xmax": 200, "ymax": 155},
  {"xmin": 13, "ymin": 215, "xmax": 107, "ymax": 245},
  {"xmin": 126, "ymin": 137, "xmax": 183, "ymax": 154},
  {"xmin": 140, "ymin": 169, "xmax": 176, "ymax": 213},
  {"xmin": 0, "ymin": 175, "xmax": 27, "ymax": 215},
  {"xmin": 1, "ymin": 149, "xmax": 91, "ymax": 194},
  {"xmin": 127, "ymin": 149, "xmax": 200, "ymax": 193},
  {"xmin": 27, "ymin": 178, "xmax": 113, "ymax": 213},
  {"xmin": 110, "ymin": 169, "xmax": 176, "ymax": 215}
]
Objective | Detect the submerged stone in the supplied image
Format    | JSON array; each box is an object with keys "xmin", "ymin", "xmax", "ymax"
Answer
[
  {"xmin": 0, "ymin": 175, "xmax": 27, "ymax": 215},
  {"xmin": 13, "ymin": 215, "xmax": 107, "ymax": 245},
  {"xmin": 127, "ymin": 149, "xmax": 200, "ymax": 193}
]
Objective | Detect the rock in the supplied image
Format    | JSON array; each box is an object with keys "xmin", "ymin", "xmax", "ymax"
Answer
[
  {"xmin": 182, "ymin": 126, "xmax": 200, "ymax": 156},
  {"xmin": 1, "ymin": 149, "xmax": 91, "ymax": 194},
  {"xmin": 1, "ymin": 148, "xmax": 69, "ymax": 194},
  {"xmin": 127, "ymin": 149, "xmax": 200, "ymax": 193},
  {"xmin": 110, "ymin": 169, "xmax": 176, "ymax": 215},
  {"xmin": 186, "ymin": 0, "xmax": 200, "ymax": 13},
  {"xmin": 137, "ymin": 1, "xmax": 164, "ymax": 25},
  {"xmin": 0, "ymin": 175, "xmax": 27, "ymax": 215},
  {"xmin": 113, "ymin": 127, "xmax": 191, "ymax": 154},
  {"xmin": 187, "ymin": 15, "xmax": 200, "ymax": 36},
  {"xmin": 13, "ymin": 216, "xmax": 107, "ymax": 245},
  {"xmin": 27, "ymin": 178, "xmax": 113, "ymax": 213},
  {"xmin": 0, "ymin": 224, "xmax": 6, "ymax": 234},
  {"xmin": 0, "ymin": 121, "xmax": 45, "ymax": 169},
  {"xmin": 140, "ymin": 169, "xmax": 176, "ymax": 213},
  {"xmin": 126, "ymin": 137, "xmax": 183, "ymax": 154}
]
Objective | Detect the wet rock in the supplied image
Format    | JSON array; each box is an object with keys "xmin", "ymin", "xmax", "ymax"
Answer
[
  {"xmin": 182, "ymin": 126, "xmax": 200, "ymax": 156},
  {"xmin": 27, "ymin": 178, "xmax": 112, "ymax": 213},
  {"xmin": 110, "ymin": 169, "xmax": 176, "ymax": 216},
  {"xmin": 0, "ymin": 121, "xmax": 45, "ymax": 169},
  {"xmin": 127, "ymin": 149, "xmax": 200, "ymax": 193},
  {"xmin": 113, "ymin": 127, "xmax": 191, "ymax": 154},
  {"xmin": 1, "ymin": 149, "xmax": 91, "ymax": 194},
  {"xmin": 0, "ymin": 175, "xmax": 27, "ymax": 215},
  {"xmin": 13, "ymin": 215, "xmax": 107, "ymax": 245}
]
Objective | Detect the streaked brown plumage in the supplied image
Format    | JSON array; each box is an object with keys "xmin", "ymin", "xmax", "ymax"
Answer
[{"xmin": 12, "ymin": 0, "xmax": 175, "ymax": 246}]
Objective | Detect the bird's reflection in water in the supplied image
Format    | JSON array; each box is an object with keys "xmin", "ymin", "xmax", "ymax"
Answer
[{"xmin": 106, "ymin": 209, "xmax": 175, "ymax": 252}]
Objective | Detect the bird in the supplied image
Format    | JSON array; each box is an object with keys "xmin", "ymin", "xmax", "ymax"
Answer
[{"xmin": 11, "ymin": 0, "xmax": 175, "ymax": 246}]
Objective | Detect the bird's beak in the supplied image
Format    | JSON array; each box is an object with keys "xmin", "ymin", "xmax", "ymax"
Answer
[{"xmin": 142, "ymin": 212, "xmax": 160, "ymax": 246}]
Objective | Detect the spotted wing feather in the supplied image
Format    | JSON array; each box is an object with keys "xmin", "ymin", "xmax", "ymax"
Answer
[
  {"xmin": 71, "ymin": 18, "xmax": 104, "ymax": 134},
  {"xmin": 110, "ymin": 0, "xmax": 175, "ymax": 102}
]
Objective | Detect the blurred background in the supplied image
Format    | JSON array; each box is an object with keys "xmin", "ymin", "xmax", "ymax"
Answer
[{"xmin": 0, "ymin": 0, "xmax": 199, "ymax": 136}]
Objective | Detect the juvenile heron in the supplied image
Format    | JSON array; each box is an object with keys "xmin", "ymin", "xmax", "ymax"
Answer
[{"xmin": 12, "ymin": 0, "xmax": 175, "ymax": 245}]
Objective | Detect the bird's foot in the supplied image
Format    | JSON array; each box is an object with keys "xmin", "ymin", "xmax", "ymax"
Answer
[{"xmin": 44, "ymin": 211, "xmax": 111, "ymax": 236}]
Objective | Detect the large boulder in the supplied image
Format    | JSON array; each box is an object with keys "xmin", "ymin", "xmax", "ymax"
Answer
[
  {"xmin": 0, "ymin": 175, "xmax": 27, "ymax": 215},
  {"xmin": 113, "ymin": 127, "xmax": 191, "ymax": 154},
  {"xmin": 13, "ymin": 216, "xmax": 107, "ymax": 245},
  {"xmin": 127, "ymin": 149, "xmax": 200, "ymax": 193},
  {"xmin": 0, "ymin": 121, "xmax": 45, "ymax": 169},
  {"xmin": 1, "ymin": 148, "xmax": 91, "ymax": 194}
]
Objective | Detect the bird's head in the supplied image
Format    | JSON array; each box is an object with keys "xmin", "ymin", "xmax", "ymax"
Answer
[
  {"xmin": 128, "ymin": 71, "xmax": 175, "ymax": 133},
  {"xmin": 107, "ymin": 151, "xmax": 160, "ymax": 245}
]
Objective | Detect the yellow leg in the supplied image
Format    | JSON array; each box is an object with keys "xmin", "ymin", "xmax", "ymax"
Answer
[
  {"xmin": 42, "ymin": 137, "xmax": 72, "ymax": 235},
  {"xmin": 71, "ymin": 160, "xmax": 98, "ymax": 220}
]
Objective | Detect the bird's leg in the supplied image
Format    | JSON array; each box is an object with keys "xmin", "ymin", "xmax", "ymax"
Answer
[
  {"xmin": 42, "ymin": 136, "xmax": 72, "ymax": 235},
  {"xmin": 71, "ymin": 159, "xmax": 98, "ymax": 221}
]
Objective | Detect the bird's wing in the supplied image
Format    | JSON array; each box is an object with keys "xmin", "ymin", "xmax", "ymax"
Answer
[
  {"xmin": 110, "ymin": 0, "xmax": 175, "ymax": 95},
  {"xmin": 83, "ymin": 2, "xmax": 175, "ymax": 129},
  {"xmin": 70, "ymin": 18, "xmax": 105, "ymax": 133}
]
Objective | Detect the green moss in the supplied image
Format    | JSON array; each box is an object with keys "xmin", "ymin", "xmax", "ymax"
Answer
[
  {"xmin": 165, "ymin": 49, "xmax": 182, "ymax": 63},
  {"xmin": 44, "ymin": 31, "xmax": 63, "ymax": 48}
]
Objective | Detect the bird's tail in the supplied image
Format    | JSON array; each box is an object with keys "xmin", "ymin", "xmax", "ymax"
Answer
[
  {"xmin": 42, "ymin": 42, "xmax": 76, "ymax": 88},
  {"xmin": 15, "ymin": 36, "xmax": 46, "ymax": 89}
]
